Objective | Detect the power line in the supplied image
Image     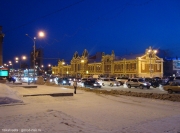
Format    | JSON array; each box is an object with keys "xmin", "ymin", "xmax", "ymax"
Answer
[{"xmin": 4, "ymin": 0, "xmax": 85, "ymax": 33}]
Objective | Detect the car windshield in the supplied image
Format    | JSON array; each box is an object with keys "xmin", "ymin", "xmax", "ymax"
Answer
[
  {"xmin": 110, "ymin": 79, "xmax": 115, "ymax": 81},
  {"xmin": 90, "ymin": 80, "xmax": 96, "ymax": 83}
]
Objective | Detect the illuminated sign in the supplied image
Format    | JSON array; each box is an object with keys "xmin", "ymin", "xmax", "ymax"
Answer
[
  {"xmin": 173, "ymin": 60, "xmax": 180, "ymax": 70},
  {"xmin": 0, "ymin": 70, "xmax": 9, "ymax": 76}
]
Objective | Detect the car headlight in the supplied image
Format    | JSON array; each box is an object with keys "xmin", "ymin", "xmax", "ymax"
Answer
[
  {"xmin": 63, "ymin": 81, "xmax": 66, "ymax": 83},
  {"xmin": 94, "ymin": 84, "xmax": 97, "ymax": 86},
  {"xmin": 143, "ymin": 83, "xmax": 147, "ymax": 85}
]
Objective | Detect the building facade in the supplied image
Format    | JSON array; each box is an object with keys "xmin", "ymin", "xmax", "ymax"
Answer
[
  {"xmin": 0, "ymin": 26, "xmax": 5, "ymax": 66},
  {"xmin": 52, "ymin": 47, "xmax": 163, "ymax": 78}
]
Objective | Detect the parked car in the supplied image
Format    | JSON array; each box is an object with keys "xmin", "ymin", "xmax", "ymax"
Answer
[
  {"xmin": 175, "ymin": 76, "xmax": 180, "ymax": 80},
  {"xmin": 161, "ymin": 76, "xmax": 175, "ymax": 85},
  {"xmin": 163, "ymin": 81, "xmax": 180, "ymax": 94},
  {"xmin": 126, "ymin": 78, "xmax": 151, "ymax": 89},
  {"xmin": 81, "ymin": 78, "xmax": 89, "ymax": 83},
  {"xmin": 144, "ymin": 77, "xmax": 161, "ymax": 88},
  {"xmin": 98, "ymin": 78, "xmax": 120, "ymax": 87},
  {"xmin": 115, "ymin": 77, "xmax": 129, "ymax": 85},
  {"xmin": 84, "ymin": 80, "xmax": 101, "ymax": 88},
  {"xmin": 57, "ymin": 78, "xmax": 71, "ymax": 85}
]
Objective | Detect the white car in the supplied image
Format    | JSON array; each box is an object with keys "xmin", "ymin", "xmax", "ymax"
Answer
[
  {"xmin": 98, "ymin": 78, "xmax": 120, "ymax": 87},
  {"xmin": 115, "ymin": 77, "xmax": 129, "ymax": 85}
]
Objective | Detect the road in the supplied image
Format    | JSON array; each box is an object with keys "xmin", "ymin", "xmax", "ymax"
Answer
[{"xmin": 77, "ymin": 82, "xmax": 167, "ymax": 94}]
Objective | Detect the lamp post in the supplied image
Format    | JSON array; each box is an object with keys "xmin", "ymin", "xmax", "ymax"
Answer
[
  {"xmin": 48, "ymin": 64, "xmax": 51, "ymax": 75},
  {"xmin": 147, "ymin": 46, "xmax": 157, "ymax": 77},
  {"xmin": 26, "ymin": 31, "xmax": 45, "ymax": 83}
]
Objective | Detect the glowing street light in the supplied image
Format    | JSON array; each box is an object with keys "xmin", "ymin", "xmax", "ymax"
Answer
[
  {"xmin": 39, "ymin": 31, "xmax": 45, "ymax": 37},
  {"xmin": 15, "ymin": 55, "xmax": 27, "ymax": 69}
]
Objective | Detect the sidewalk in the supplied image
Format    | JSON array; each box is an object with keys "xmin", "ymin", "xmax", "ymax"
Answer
[
  {"xmin": 0, "ymin": 82, "xmax": 74, "ymax": 105},
  {"xmin": 0, "ymin": 82, "xmax": 180, "ymax": 133}
]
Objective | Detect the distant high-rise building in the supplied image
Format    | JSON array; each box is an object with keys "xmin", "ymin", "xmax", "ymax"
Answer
[{"xmin": 0, "ymin": 26, "xmax": 5, "ymax": 66}]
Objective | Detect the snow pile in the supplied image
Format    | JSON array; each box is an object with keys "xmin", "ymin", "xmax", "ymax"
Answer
[{"xmin": 0, "ymin": 83, "xmax": 23, "ymax": 105}]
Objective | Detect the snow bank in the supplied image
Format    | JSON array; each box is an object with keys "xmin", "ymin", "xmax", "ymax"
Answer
[{"xmin": 0, "ymin": 83, "xmax": 23, "ymax": 105}]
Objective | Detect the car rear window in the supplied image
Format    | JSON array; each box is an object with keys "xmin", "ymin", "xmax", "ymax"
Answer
[{"xmin": 138, "ymin": 78, "xmax": 144, "ymax": 82}]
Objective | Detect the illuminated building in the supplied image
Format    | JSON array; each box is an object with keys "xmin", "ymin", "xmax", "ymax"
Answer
[{"xmin": 52, "ymin": 47, "xmax": 163, "ymax": 78}]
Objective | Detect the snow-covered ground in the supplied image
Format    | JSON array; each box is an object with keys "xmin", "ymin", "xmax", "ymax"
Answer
[
  {"xmin": 0, "ymin": 83, "xmax": 23, "ymax": 105},
  {"xmin": 0, "ymin": 83, "xmax": 180, "ymax": 133}
]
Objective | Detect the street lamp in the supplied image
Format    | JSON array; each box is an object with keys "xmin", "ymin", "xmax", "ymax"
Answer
[
  {"xmin": 147, "ymin": 46, "xmax": 157, "ymax": 77},
  {"xmin": 26, "ymin": 31, "xmax": 45, "ymax": 83},
  {"xmin": 15, "ymin": 56, "xmax": 27, "ymax": 69}
]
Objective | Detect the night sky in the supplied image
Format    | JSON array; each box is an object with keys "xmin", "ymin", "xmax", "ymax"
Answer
[{"xmin": 1, "ymin": 0, "xmax": 180, "ymax": 67}]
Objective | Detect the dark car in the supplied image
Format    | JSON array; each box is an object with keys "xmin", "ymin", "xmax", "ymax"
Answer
[
  {"xmin": 161, "ymin": 77, "xmax": 175, "ymax": 86},
  {"xmin": 144, "ymin": 77, "xmax": 161, "ymax": 88},
  {"xmin": 84, "ymin": 80, "xmax": 101, "ymax": 88},
  {"xmin": 7, "ymin": 76, "xmax": 16, "ymax": 83},
  {"xmin": 57, "ymin": 78, "xmax": 71, "ymax": 85}
]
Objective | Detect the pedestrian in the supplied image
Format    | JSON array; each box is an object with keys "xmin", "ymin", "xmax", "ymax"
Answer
[{"xmin": 73, "ymin": 80, "xmax": 77, "ymax": 94}]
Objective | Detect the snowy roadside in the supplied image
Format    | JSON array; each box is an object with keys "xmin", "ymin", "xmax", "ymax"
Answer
[{"xmin": 0, "ymin": 83, "xmax": 23, "ymax": 105}]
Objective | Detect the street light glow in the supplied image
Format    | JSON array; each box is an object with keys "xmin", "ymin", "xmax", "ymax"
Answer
[
  {"xmin": 154, "ymin": 50, "xmax": 157, "ymax": 53},
  {"xmin": 22, "ymin": 56, "xmax": 26, "ymax": 60},
  {"xmin": 39, "ymin": 31, "xmax": 45, "ymax": 37}
]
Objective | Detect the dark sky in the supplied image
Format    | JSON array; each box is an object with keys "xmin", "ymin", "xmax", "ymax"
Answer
[{"xmin": 1, "ymin": 0, "xmax": 180, "ymax": 66}]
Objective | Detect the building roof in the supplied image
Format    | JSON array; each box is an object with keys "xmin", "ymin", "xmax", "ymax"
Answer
[
  {"xmin": 115, "ymin": 53, "xmax": 144, "ymax": 60},
  {"xmin": 88, "ymin": 52, "xmax": 144, "ymax": 63}
]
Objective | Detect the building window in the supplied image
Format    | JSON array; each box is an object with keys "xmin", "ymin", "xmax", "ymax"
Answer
[
  {"xmin": 157, "ymin": 63, "xmax": 160, "ymax": 70},
  {"xmin": 126, "ymin": 64, "xmax": 129, "ymax": 69},
  {"xmin": 78, "ymin": 64, "xmax": 80, "ymax": 71},
  {"xmin": 118, "ymin": 64, "xmax": 120, "ymax": 70},
  {"xmin": 142, "ymin": 62, "xmax": 145, "ymax": 70}
]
